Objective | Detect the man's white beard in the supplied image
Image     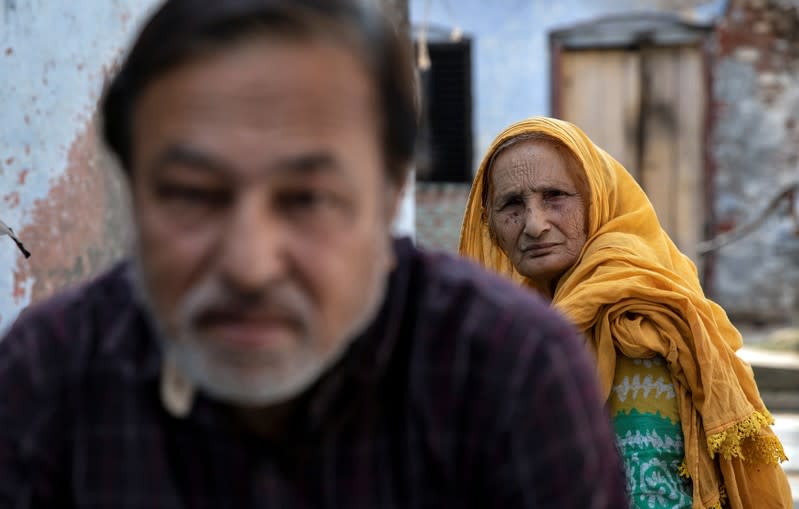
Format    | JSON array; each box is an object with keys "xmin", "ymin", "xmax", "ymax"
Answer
[{"xmin": 130, "ymin": 246, "xmax": 390, "ymax": 409}]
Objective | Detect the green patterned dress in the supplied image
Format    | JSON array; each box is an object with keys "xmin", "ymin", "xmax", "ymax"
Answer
[{"xmin": 609, "ymin": 355, "xmax": 693, "ymax": 509}]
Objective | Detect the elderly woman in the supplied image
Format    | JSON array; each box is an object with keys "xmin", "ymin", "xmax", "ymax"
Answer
[{"xmin": 459, "ymin": 117, "xmax": 792, "ymax": 509}]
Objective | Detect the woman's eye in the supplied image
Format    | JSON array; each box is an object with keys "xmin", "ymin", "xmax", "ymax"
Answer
[
  {"xmin": 544, "ymin": 190, "xmax": 568, "ymax": 200},
  {"xmin": 499, "ymin": 197, "xmax": 523, "ymax": 211}
]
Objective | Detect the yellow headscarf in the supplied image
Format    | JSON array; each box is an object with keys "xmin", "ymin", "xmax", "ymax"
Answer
[{"xmin": 459, "ymin": 117, "xmax": 791, "ymax": 509}]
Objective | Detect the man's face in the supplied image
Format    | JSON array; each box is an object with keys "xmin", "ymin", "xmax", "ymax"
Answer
[{"xmin": 129, "ymin": 36, "xmax": 402, "ymax": 406}]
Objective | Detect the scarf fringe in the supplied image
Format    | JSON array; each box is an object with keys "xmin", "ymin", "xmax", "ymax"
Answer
[
  {"xmin": 706, "ymin": 410, "xmax": 788, "ymax": 463},
  {"xmin": 706, "ymin": 486, "xmax": 728, "ymax": 509},
  {"xmin": 677, "ymin": 463, "xmax": 728, "ymax": 509}
]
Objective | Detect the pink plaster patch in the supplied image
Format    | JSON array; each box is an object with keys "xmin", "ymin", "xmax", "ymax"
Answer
[
  {"xmin": 13, "ymin": 118, "xmax": 129, "ymax": 305},
  {"xmin": 11, "ymin": 270, "xmax": 26, "ymax": 303}
]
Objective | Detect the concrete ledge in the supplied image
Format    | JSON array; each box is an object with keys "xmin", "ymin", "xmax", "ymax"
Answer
[
  {"xmin": 738, "ymin": 347, "xmax": 799, "ymax": 396},
  {"xmin": 738, "ymin": 347, "xmax": 799, "ymax": 370},
  {"xmin": 760, "ymin": 391, "xmax": 799, "ymax": 412}
]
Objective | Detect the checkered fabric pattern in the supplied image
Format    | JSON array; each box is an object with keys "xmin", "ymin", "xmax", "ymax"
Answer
[{"xmin": 0, "ymin": 239, "xmax": 628, "ymax": 508}]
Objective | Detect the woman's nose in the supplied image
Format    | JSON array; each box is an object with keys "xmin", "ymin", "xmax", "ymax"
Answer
[{"xmin": 522, "ymin": 202, "xmax": 551, "ymax": 238}]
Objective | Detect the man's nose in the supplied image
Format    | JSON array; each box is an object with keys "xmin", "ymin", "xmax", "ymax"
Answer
[
  {"xmin": 217, "ymin": 195, "xmax": 287, "ymax": 293},
  {"xmin": 522, "ymin": 202, "xmax": 550, "ymax": 238}
]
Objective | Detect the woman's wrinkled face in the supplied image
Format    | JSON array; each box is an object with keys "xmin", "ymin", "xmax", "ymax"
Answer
[{"xmin": 487, "ymin": 138, "xmax": 588, "ymax": 295}]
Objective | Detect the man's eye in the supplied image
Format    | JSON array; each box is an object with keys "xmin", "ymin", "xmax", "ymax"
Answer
[
  {"xmin": 277, "ymin": 190, "xmax": 330, "ymax": 211},
  {"xmin": 157, "ymin": 184, "xmax": 230, "ymax": 207}
]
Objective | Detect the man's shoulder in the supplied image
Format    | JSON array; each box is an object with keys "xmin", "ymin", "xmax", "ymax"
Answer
[
  {"xmin": 407, "ymin": 244, "xmax": 559, "ymax": 326},
  {"xmin": 0, "ymin": 261, "xmax": 138, "ymax": 369},
  {"xmin": 397, "ymin": 245, "xmax": 599, "ymax": 446},
  {"xmin": 12, "ymin": 261, "xmax": 132, "ymax": 326},
  {"xmin": 398, "ymin": 243, "xmax": 582, "ymax": 370}
]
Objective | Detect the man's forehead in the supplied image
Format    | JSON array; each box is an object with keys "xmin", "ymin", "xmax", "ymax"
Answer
[
  {"xmin": 141, "ymin": 37, "xmax": 375, "ymax": 104},
  {"xmin": 132, "ymin": 37, "xmax": 381, "ymax": 168}
]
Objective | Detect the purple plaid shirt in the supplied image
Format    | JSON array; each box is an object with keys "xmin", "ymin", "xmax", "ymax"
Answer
[{"xmin": 0, "ymin": 239, "xmax": 628, "ymax": 508}]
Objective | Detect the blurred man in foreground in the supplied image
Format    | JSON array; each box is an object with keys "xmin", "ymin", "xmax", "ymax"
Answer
[{"xmin": 0, "ymin": 1, "xmax": 628, "ymax": 506}]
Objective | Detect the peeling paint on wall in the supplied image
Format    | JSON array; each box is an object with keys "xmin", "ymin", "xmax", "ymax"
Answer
[
  {"xmin": 12, "ymin": 120, "xmax": 130, "ymax": 307},
  {"xmin": 0, "ymin": 1, "xmax": 160, "ymax": 334}
]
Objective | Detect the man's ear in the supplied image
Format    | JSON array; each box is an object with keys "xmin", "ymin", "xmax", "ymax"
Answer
[
  {"xmin": 385, "ymin": 173, "xmax": 409, "ymax": 270},
  {"xmin": 386, "ymin": 173, "xmax": 408, "ymax": 224}
]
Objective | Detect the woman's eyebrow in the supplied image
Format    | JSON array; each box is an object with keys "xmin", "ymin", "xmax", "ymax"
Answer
[{"xmin": 496, "ymin": 182, "xmax": 571, "ymax": 201}]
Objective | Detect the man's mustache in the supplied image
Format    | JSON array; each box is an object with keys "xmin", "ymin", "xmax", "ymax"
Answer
[{"xmin": 180, "ymin": 283, "xmax": 313, "ymax": 333}]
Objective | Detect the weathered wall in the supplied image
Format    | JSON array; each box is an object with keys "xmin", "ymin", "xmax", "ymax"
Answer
[
  {"xmin": 0, "ymin": 0, "xmax": 161, "ymax": 334},
  {"xmin": 710, "ymin": 0, "xmax": 799, "ymax": 321},
  {"xmin": 409, "ymin": 0, "xmax": 721, "ymax": 163}
]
